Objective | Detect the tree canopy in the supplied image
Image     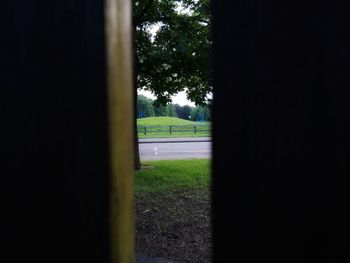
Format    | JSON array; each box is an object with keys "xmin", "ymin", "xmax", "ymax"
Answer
[
  {"xmin": 137, "ymin": 95, "xmax": 179, "ymax": 118},
  {"xmin": 133, "ymin": 0, "xmax": 212, "ymax": 106},
  {"xmin": 190, "ymin": 105, "xmax": 211, "ymax": 121},
  {"xmin": 175, "ymin": 104, "xmax": 192, "ymax": 120},
  {"xmin": 137, "ymin": 95, "xmax": 211, "ymax": 121},
  {"xmin": 137, "ymin": 95, "xmax": 155, "ymax": 118}
]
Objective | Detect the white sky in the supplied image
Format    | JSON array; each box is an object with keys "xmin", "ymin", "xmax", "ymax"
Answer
[{"xmin": 138, "ymin": 89, "xmax": 195, "ymax": 106}]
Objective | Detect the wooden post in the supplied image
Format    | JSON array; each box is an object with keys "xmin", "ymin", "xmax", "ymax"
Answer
[
  {"xmin": 170, "ymin": 125, "xmax": 172, "ymax": 134},
  {"xmin": 144, "ymin": 126, "xmax": 147, "ymax": 135},
  {"xmin": 106, "ymin": 0, "xmax": 134, "ymax": 262},
  {"xmin": 194, "ymin": 125, "xmax": 197, "ymax": 134}
]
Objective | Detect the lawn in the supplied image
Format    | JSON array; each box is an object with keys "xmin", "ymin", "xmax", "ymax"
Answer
[
  {"xmin": 137, "ymin": 117, "xmax": 211, "ymax": 138},
  {"xmin": 135, "ymin": 159, "xmax": 211, "ymax": 263},
  {"xmin": 137, "ymin": 116, "xmax": 201, "ymax": 126},
  {"xmin": 135, "ymin": 159, "xmax": 211, "ymax": 196}
]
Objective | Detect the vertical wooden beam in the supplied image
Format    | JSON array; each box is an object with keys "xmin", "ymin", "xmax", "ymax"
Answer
[{"xmin": 106, "ymin": 0, "xmax": 135, "ymax": 262}]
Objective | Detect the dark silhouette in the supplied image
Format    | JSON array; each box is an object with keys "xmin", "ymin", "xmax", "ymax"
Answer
[
  {"xmin": 213, "ymin": 1, "xmax": 350, "ymax": 262},
  {"xmin": 0, "ymin": 1, "xmax": 109, "ymax": 262}
]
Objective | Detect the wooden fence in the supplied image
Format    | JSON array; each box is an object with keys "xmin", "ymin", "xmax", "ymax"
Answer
[{"xmin": 137, "ymin": 125, "xmax": 211, "ymax": 135}]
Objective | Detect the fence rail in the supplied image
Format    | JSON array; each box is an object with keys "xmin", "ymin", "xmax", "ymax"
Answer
[{"xmin": 137, "ymin": 125, "xmax": 211, "ymax": 135}]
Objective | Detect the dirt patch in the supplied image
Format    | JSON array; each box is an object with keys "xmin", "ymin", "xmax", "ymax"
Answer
[{"xmin": 136, "ymin": 189, "xmax": 211, "ymax": 263}]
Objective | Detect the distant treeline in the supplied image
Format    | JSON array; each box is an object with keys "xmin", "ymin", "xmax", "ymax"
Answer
[{"xmin": 137, "ymin": 95, "xmax": 211, "ymax": 121}]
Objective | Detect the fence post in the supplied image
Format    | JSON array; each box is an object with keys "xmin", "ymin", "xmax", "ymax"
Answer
[
  {"xmin": 170, "ymin": 125, "xmax": 172, "ymax": 134},
  {"xmin": 144, "ymin": 127, "xmax": 147, "ymax": 135},
  {"xmin": 194, "ymin": 125, "xmax": 197, "ymax": 134}
]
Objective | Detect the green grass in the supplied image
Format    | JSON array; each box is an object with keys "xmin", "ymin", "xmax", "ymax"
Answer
[
  {"xmin": 137, "ymin": 117, "xmax": 211, "ymax": 138},
  {"xmin": 135, "ymin": 159, "xmax": 210, "ymax": 196},
  {"xmin": 137, "ymin": 116, "xmax": 207, "ymax": 126}
]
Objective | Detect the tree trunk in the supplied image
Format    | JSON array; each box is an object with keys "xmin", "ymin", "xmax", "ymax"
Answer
[
  {"xmin": 134, "ymin": 89, "xmax": 141, "ymax": 170},
  {"xmin": 133, "ymin": 25, "xmax": 141, "ymax": 171}
]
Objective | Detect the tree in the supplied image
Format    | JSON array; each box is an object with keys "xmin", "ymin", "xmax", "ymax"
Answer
[
  {"xmin": 175, "ymin": 104, "xmax": 192, "ymax": 120},
  {"xmin": 133, "ymin": 0, "xmax": 211, "ymax": 169},
  {"xmin": 190, "ymin": 105, "xmax": 210, "ymax": 121},
  {"xmin": 154, "ymin": 104, "xmax": 168, "ymax": 116},
  {"xmin": 166, "ymin": 104, "xmax": 178, "ymax": 117},
  {"xmin": 153, "ymin": 103, "xmax": 178, "ymax": 117},
  {"xmin": 133, "ymin": 0, "xmax": 212, "ymax": 106},
  {"xmin": 137, "ymin": 95, "xmax": 155, "ymax": 118}
]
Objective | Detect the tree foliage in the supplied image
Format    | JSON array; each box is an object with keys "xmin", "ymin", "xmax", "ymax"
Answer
[
  {"xmin": 190, "ymin": 105, "xmax": 211, "ymax": 121},
  {"xmin": 153, "ymin": 105, "xmax": 166, "ymax": 116},
  {"xmin": 137, "ymin": 95, "xmax": 155, "ymax": 118},
  {"xmin": 166, "ymin": 104, "xmax": 178, "ymax": 117},
  {"xmin": 175, "ymin": 104, "xmax": 192, "ymax": 120},
  {"xmin": 137, "ymin": 92, "xmax": 211, "ymax": 121},
  {"xmin": 154, "ymin": 103, "xmax": 178, "ymax": 117},
  {"xmin": 138, "ymin": 95, "xmax": 179, "ymax": 118},
  {"xmin": 133, "ymin": 0, "xmax": 212, "ymax": 106}
]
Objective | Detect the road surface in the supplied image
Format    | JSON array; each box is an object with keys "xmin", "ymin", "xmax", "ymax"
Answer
[{"xmin": 139, "ymin": 137, "xmax": 211, "ymax": 161}]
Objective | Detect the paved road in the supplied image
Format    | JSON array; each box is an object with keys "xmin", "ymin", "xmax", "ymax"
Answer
[{"xmin": 139, "ymin": 137, "xmax": 211, "ymax": 161}]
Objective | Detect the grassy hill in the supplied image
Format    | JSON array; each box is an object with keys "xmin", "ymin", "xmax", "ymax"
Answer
[
  {"xmin": 137, "ymin": 117, "xmax": 210, "ymax": 138},
  {"xmin": 137, "ymin": 117, "xmax": 208, "ymax": 126}
]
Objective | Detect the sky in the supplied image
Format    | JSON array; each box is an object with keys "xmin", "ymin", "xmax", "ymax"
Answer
[{"xmin": 138, "ymin": 89, "xmax": 195, "ymax": 106}]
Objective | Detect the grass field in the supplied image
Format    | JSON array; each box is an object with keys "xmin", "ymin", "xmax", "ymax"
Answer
[
  {"xmin": 135, "ymin": 159, "xmax": 211, "ymax": 262},
  {"xmin": 135, "ymin": 159, "xmax": 210, "ymax": 196},
  {"xmin": 137, "ymin": 117, "xmax": 201, "ymax": 126},
  {"xmin": 137, "ymin": 117, "xmax": 211, "ymax": 138}
]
